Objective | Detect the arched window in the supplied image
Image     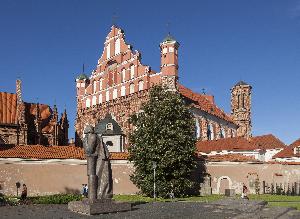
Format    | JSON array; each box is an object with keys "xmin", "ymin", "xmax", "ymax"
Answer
[
  {"xmin": 106, "ymin": 90, "xmax": 110, "ymax": 101},
  {"xmin": 92, "ymin": 96, "xmax": 97, "ymax": 106},
  {"xmin": 99, "ymin": 94, "xmax": 102, "ymax": 104},
  {"xmin": 121, "ymin": 69, "xmax": 126, "ymax": 82},
  {"xmin": 195, "ymin": 119, "xmax": 201, "ymax": 139},
  {"xmin": 86, "ymin": 98, "xmax": 91, "ymax": 108},
  {"xmin": 207, "ymin": 123, "xmax": 214, "ymax": 140},
  {"xmin": 138, "ymin": 80, "xmax": 144, "ymax": 91},
  {"xmin": 121, "ymin": 85, "xmax": 126, "ymax": 96},
  {"xmin": 130, "ymin": 83, "xmax": 135, "ymax": 94},
  {"xmin": 237, "ymin": 94, "xmax": 240, "ymax": 108},
  {"xmin": 99, "ymin": 78, "xmax": 103, "ymax": 90},
  {"xmin": 130, "ymin": 65, "xmax": 135, "ymax": 79},
  {"xmin": 107, "ymin": 43, "xmax": 110, "ymax": 59},
  {"xmin": 220, "ymin": 128, "xmax": 226, "ymax": 138},
  {"xmin": 93, "ymin": 81, "xmax": 97, "ymax": 93},
  {"xmin": 115, "ymin": 38, "xmax": 120, "ymax": 55},
  {"xmin": 113, "ymin": 88, "xmax": 118, "ymax": 99},
  {"xmin": 242, "ymin": 94, "xmax": 245, "ymax": 108}
]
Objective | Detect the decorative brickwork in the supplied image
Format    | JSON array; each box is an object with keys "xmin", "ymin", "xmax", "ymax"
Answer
[
  {"xmin": 75, "ymin": 25, "xmax": 248, "ymax": 148},
  {"xmin": 231, "ymin": 81, "xmax": 252, "ymax": 138}
]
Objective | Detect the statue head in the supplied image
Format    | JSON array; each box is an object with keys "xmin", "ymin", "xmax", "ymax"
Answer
[{"xmin": 84, "ymin": 125, "xmax": 94, "ymax": 134}]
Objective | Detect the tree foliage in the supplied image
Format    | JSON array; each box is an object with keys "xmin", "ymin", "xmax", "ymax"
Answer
[{"xmin": 128, "ymin": 85, "xmax": 198, "ymax": 197}]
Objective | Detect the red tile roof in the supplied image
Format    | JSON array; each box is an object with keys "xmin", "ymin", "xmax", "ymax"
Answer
[
  {"xmin": 0, "ymin": 145, "xmax": 129, "ymax": 160},
  {"xmin": 177, "ymin": 84, "xmax": 234, "ymax": 123},
  {"xmin": 207, "ymin": 154, "xmax": 258, "ymax": 162},
  {"xmin": 0, "ymin": 92, "xmax": 18, "ymax": 125},
  {"xmin": 251, "ymin": 134, "xmax": 286, "ymax": 150},
  {"xmin": 273, "ymin": 139, "xmax": 300, "ymax": 159},
  {"xmin": 196, "ymin": 137, "xmax": 256, "ymax": 153}
]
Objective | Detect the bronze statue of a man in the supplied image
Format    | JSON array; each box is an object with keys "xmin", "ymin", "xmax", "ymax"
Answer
[{"xmin": 83, "ymin": 125, "xmax": 113, "ymax": 200}]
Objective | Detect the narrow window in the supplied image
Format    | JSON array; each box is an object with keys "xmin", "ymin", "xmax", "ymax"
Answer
[
  {"xmin": 99, "ymin": 78, "xmax": 103, "ymax": 90},
  {"xmin": 86, "ymin": 98, "xmax": 91, "ymax": 108},
  {"xmin": 237, "ymin": 94, "xmax": 240, "ymax": 108},
  {"xmin": 130, "ymin": 83, "xmax": 135, "ymax": 94},
  {"xmin": 107, "ymin": 43, "xmax": 110, "ymax": 59},
  {"xmin": 99, "ymin": 94, "xmax": 102, "ymax": 104},
  {"xmin": 93, "ymin": 81, "xmax": 97, "ymax": 93},
  {"xmin": 138, "ymin": 80, "xmax": 144, "ymax": 91},
  {"xmin": 92, "ymin": 96, "xmax": 97, "ymax": 106},
  {"xmin": 220, "ymin": 128, "xmax": 226, "ymax": 138},
  {"xmin": 130, "ymin": 65, "xmax": 135, "ymax": 79},
  {"xmin": 121, "ymin": 69, "xmax": 126, "ymax": 82},
  {"xmin": 106, "ymin": 90, "xmax": 110, "ymax": 101},
  {"xmin": 115, "ymin": 38, "xmax": 120, "ymax": 55},
  {"xmin": 113, "ymin": 88, "xmax": 118, "ymax": 99},
  {"xmin": 242, "ymin": 94, "xmax": 245, "ymax": 108},
  {"xmin": 121, "ymin": 85, "xmax": 126, "ymax": 96},
  {"xmin": 207, "ymin": 124, "xmax": 214, "ymax": 140},
  {"xmin": 195, "ymin": 119, "xmax": 201, "ymax": 139}
]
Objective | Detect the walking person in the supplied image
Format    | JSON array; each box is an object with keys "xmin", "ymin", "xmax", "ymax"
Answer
[{"xmin": 20, "ymin": 184, "xmax": 27, "ymax": 200}]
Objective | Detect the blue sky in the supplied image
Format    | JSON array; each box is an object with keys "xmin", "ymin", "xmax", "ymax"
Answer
[{"xmin": 1, "ymin": 0, "xmax": 300, "ymax": 144}]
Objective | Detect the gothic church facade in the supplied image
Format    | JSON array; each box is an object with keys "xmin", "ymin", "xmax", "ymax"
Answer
[{"xmin": 75, "ymin": 26, "xmax": 252, "ymax": 150}]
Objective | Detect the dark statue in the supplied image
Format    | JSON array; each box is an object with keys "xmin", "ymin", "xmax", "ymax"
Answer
[
  {"xmin": 68, "ymin": 124, "xmax": 131, "ymax": 215},
  {"xmin": 83, "ymin": 125, "xmax": 113, "ymax": 200}
]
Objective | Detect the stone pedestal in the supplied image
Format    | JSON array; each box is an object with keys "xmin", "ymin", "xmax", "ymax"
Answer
[{"xmin": 68, "ymin": 199, "xmax": 132, "ymax": 215}]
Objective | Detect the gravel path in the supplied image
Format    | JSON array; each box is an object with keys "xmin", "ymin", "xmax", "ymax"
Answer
[
  {"xmin": 1, "ymin": 200, "xmax": 300, "ymax": 219},
  {"xmin": 0, "ymin": 202, "xmax": 238, "ymax": 219}
]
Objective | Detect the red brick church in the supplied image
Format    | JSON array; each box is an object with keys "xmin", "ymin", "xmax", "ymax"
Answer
[{"xmin": 75, "ymin": 25, "xmax": 252, "ymax": 150}]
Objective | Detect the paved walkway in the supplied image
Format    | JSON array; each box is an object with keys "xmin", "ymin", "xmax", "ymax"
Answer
[{"xmin": 1, "ymin": 199, "xmax": 300, "ymax": 219}]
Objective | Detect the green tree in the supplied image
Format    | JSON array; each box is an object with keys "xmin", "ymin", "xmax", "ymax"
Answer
[{"xmin": 128, "ymin": 85, "xmax": 198, "ymax": 197}]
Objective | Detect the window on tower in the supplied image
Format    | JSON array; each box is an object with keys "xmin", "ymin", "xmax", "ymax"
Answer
[
  {"xmin": 242, "ymin": 94, "xmax": 245, "ymax": 108},
  {"xmin": 121, "ymin": 85, "xmax": 126, "ymax": 96},
  {"xmin": 92, "ymin": 96, "xmax": 97, "ymax": 106},
  {"xmin": 113, "ymin": 88, "xmax": 118, "ymax": 99},
  {"xmin": 106, "ymin": 90, "xmax": 110, "ymax": 101},
  {"xmin": 86, "ymin": 98, "xmax": 91, "ymax": 108}
]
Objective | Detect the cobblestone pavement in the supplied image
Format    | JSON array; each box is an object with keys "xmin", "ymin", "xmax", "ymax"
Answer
[{"xmin": 1, "ymin": 199, "xmax": 300, "ymax": 219}]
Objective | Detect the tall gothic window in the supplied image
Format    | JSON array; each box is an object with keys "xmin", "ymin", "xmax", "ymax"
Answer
[
  {"xmin": 86, "ymin": 98, "xmax": 91, "ymax": 108},
  {"xmin": 138, "ymin": 80, "xmax": 144, "ymax": 91},
  {"xmin": 242, "ymin": 94, "xmax": 245, "ymax": 108},
  {"xmin": 121, "ymin": 69, "xmax": 126, "ymax": 82},
  {"xmin": 92, "ymin": 96, "xmax": 97, "ymax": 106},
  {"xmin": 93, "ymin": 81, "xmax": 97, "ymax": 93},
  {"xmin": 121, "ymin": 85, "xmax": 126, "ymax": 96},
  {"xmin": 99, "ymin": 94, "xmax": 102, "ymax": 104},
  {"xmin": 130, "ymin": 65, "xmax": 135, "ymax": 79},
  {"xmin": 106, "ymin": 90, "xmax": 110, "ymax": 101},
  {"xmin": 195, "ymin": 119, "xmax": 201, "ymax": 139},
  {"xmin": 107, "ymin": 43, "xmax": 111, "ymax": 59},
  {"xmin": 130, "ymin": 83, "xmax": 135, "ymax": 94},
  {"xmin": 113, "ymin": 88, "xmax": 118, "ymax": 99},
  {"xmin": 238, "ymin": 94, "xmax": 240, "ymax": 109},
  {"xmin": 99, "ymin": 78, "xmax": 103, "ymax": 90},
  {"xmin": 220, "ymin": 128, "xmax": 226, "ymax": 138},
  {"xmin": 115, "ymin": 38, "xmax": 120, "ymax": 55},
  {"xmin": 207, "ymin": 123, "xmax": 214, "ymax": 140}
]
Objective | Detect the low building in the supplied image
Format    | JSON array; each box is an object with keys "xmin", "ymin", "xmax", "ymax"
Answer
[{"xmin": 272, "ymin": 139, "xmax": 300, "ymax": 163}]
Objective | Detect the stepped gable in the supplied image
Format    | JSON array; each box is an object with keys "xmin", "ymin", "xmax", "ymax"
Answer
[
  {"xmin": 251, "ymin": 134, "xmax": 286, "ymax": 150},
  {"xmin": 273, "ymin": 138, "xmax": 300, "ymax": 159},
  {"xmin": 0, "ymin": 92, "xmax": 18, "ymax": 125},
  {"xmin": 196, "ymin": 136, "xmax": 256, "ymax": 153},
  {"xmin": 0, "ymin": 144, "xmax": 128, "ymax": 160},
  {"xmin": 177, "ymin": 84, "xmax": 234, "ymax": 123}
]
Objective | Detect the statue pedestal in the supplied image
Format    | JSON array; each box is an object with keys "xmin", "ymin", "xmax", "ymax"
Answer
[{"xmin": 68, "ymin": 198, "xmax": 132, "ymax": 215}]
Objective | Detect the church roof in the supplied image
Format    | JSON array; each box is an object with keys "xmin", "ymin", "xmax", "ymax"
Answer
[
  {"xmin": 250, "ymin": 134, "xmax": 286, "ymax": 150},
  {"xmin": 95, "ymin": 114, "xmax": 123, "ymax": 135},
  {"xmin": 273, "ymin": 138, "xmax": 300, "ymax": 159},
  {"xmin": 0, "ymin": 92, "xmax": 18, "ymax": 125},
  {"xmin": 177, "ymin": 84, "xmax": 235, "ymax": 123},
  {"xmin": 0, "ymin": 144, "xmax": 128, "ymax": 160}
]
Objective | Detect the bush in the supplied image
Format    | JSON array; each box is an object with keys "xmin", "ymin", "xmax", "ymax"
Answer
[{"xmin": 29, "ymin": 194, "xmax": 82, "ymax": 204}]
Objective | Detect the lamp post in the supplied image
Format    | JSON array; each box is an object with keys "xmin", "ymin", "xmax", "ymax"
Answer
[{"xmin": 152, "ymin": 161, "xmax": 157, "ymax": 201}]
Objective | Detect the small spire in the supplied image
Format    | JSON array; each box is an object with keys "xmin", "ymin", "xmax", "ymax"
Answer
[{"xmin": 202, "ymin": 88, "xmax": 206, "ymax": 95}]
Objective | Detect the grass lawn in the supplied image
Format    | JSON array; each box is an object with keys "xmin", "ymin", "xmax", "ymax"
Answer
[{"xmin": 249, "ymin": 194, "xmax": 300, "ymax": 210}]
